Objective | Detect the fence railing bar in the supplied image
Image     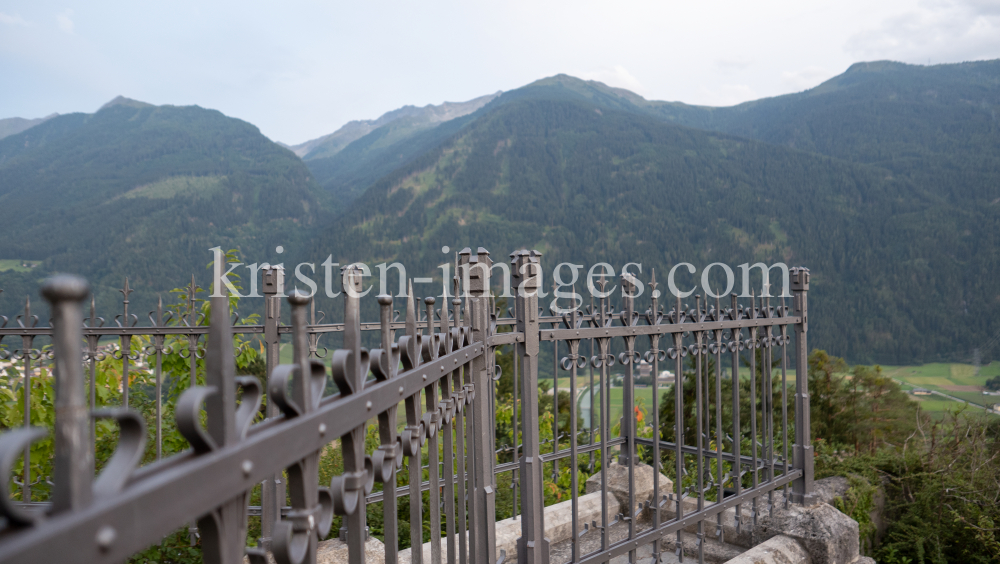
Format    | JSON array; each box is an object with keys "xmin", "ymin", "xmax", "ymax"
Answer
[{"xmin": 541, "ymin": 316, "xmax": 801, "ymax": 342}]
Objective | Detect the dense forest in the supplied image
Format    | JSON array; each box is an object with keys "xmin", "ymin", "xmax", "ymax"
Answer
[{"xmin": 308, "ymin": 91, "xmax": 999, "ymax": 365}]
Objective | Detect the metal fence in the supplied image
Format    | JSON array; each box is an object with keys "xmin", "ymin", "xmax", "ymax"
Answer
[{"xmin": 0, "ymin": 248, "xmax": 813, "ymax": 564}]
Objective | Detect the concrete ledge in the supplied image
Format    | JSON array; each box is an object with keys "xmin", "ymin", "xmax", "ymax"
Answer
[
  {"xmin": 398, "ymin": 490, "xmax": 620, "ymax": 564},
  {"xmin": 723, "ymin": 534, "xmax": 810, "ymax": 564},
  {"xmin": 313, "ymin": 475, "xmax": 863, "ymax": 564},
  {"xmin": 316, "ymin": 537, "xmax": 385, "ymax": 564}
]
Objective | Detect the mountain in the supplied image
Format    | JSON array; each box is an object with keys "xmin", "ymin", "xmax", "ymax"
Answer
[
  {"xmin": 654, "ymin": 60, "xmax": 1000, "ymax": 206},
  {"xmin": 0, "ymin": 114, "xmax": 58, "ymax": 141},
  {"xmin": 0, "ymin": 98, "xmax": 322, "ymax": 309},
  {"xmin": 295, "ymin": 92, "xmax": 501, "ymax": 211},
  {"xmin": 501, "ymin": 62, "xmax": 1000, "ymax": 205},
  {"xmin": 0, "ymin": 61, "xmax": 996, "ymax": 364},
  {"xmin": 292, "ymin": 92, "xmax": 501, "ymax": 160},
  {"xmin": 306, "ymin": 62, "xmax": 1000, "ymax": 365}
]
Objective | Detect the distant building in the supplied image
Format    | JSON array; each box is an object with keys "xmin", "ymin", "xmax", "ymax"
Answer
[
  {"xmin": 638, "ymin": 360, "xmax": 652, "ymax": 381},
  {"xmin": 912, "ymin": 388, "xmax": 932, "ymax": 396}
]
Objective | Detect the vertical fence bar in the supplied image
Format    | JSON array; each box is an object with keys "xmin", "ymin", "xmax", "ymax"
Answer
[
  {"xmin": 259, "ymin": 265, "xmax": 284, "ymax": 551},
  {"xmin": 764, "ymin": 295, "xmax": 774, "ymax": 516},
  {"xmin": 44, "ymin": 276, "xmax": 92, "ymax": 514},
  {"xmin": 598, "ymin": 295, "xmax": 609, "ymax": 555},
  {"xmin": 648, "ymin": 276, "xmax": 662, "ymax": 559},
  {"xmin": 462, "ymin": 294, "xmax": 475, "ymax": 564},
  {"xmin": 748, "ymin": 297, "xmax": 759, "ymax": 527},
  {"xmin": 463, "ymin": 248, "xmax": 497, "ymax": 564},
  {"xmin": 552, "ymin": 307, "xmax": 559, "ymax": 482},
  {"xmin": 119, "ymin": 279, "xmax": 134, "ymax": 408},
  {"xmin": 403, "ymin": 282, "xmax": 425, "ymax": 564},
  {"xmin": 729, "ymin": 294, "xmax": 742, "ymax": 533},
  {"xmin": 152, "ymin": 296, "xmax": 165, "ymax": 460},
  {"xmin": 713, "ymin": 296, "xmax": 724, "ymax": 543},
  {"xmin": 512, "ymin": 250, "xmax": 548, "ymax": 564},
  {"xmin": 588, "ymin": 314, "xmax": 596, "ymax": 475},
  {"xmin": 199, "ymin": 268, "xmax": 248, "ymax": 564},
  {"xmin": 340, "ymin": 266, "xmax": 369, "ymax": 564},
  {"xmin": 621, "ymin": 275, "xmax": 637, "ymax": 564},
  {"xmin": 564, "ymin": 305, "xmax": 581, "ymax": 563},
  {"xmin": 425, "ymin": 298, "xmax": 443, "ymax": 564},
  {"xmin": 458, "ymin": 340, "xmax": 470, "ymax": 564},
  {"xmin": 442, "ymin": 298, "xmax": 458, "ymax": 564},
  {"xmin": 373, "ymin": 294, "xmax": 401, "ymax": 564},
  {"xmin": 694, "ymin": 321, "xmax": 705, "ymax": 564},
  {"xmin": 512, "ymin": 297, "xmax": 520, "ymax": 522},
  {"xmin": 780, "ymin": 309, "xmax": 789, "ymax": 509},
  {"xmin": 87, "ymin": 297, "xmax": 98, "ymax": 449},
  {"xmin": 672, "ymin": 295, "xmax": 685, "ymax": 560},
  {"xmin": 790, "ymin": 267, "xmax": 814, "ymax": 504},
  {"xmin": 21, "ymin": 324, "xmax": 32, "ymax": 503},
  {"xmin": 453, "ymin": 288, "xmax": 469, "ymax": 564}
]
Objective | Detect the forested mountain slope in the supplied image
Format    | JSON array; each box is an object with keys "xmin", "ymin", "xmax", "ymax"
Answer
[
  {"xmin": 308, "ymin": 95, "xmax": 999, "ymax": 364},
  {"xmin": 298, "ymin": 93, "xmax": 501, "ymax": 211},
  {"xmin": 0, "ymin": 98, "xmax": 322, "ymax": 304}
]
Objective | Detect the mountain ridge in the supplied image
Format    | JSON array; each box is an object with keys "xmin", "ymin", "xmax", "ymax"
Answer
[
  {"xmin": 0, "ymin": 114, "xmax": 59, "ymax": 141},
  {"xmin": 289, "ymin": 91, "xmax": 502, "ymax": 160}
]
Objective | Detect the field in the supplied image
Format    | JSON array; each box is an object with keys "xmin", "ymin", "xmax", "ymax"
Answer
[
  {"xmin": 279, "ymin": 339, "xmax": 999, "ymax": 423},
  {"xmin": 881, "ymin": 362, "xmax": 1000, "ymax": 417},
  {"xmin": 0, "ymin": 259, "xmax": 41, "ymax": 273}
]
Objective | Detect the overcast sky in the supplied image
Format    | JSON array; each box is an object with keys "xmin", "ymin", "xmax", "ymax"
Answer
[{"xmin": 2, "ymin": 0, "xmax": 998, "ymax": 144}]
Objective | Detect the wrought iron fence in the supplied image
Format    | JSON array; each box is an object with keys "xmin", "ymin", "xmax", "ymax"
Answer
[{"xmin": 0, "ymin": 248, "xmax": 813, "ymax": 564}]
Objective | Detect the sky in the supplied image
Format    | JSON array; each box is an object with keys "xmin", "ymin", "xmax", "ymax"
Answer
[{"xmin": 1, "ymin": 0, "xmax": 999, "ymax": 145}]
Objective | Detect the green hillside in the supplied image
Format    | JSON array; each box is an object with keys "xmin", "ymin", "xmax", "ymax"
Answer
[
  {"xmin": 300, "ymin": 94, "xmax": 501, "ymax": 212},
  {"xmin": 657, "ymin": 60, "xmax": 1000, "ymax": 206},
  {"xmin": 498, "ymin": 63, "xmax": 1000, "ymax": 206},
  {"xmin": 308, "ymin": 93, "xmax": 1000, "ymax": 365},
  {"xmin": 0, "ymin": 98, "xmax": 323, "ymax": 308}
]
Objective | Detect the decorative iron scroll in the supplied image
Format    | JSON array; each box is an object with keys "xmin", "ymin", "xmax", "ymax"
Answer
[{"xmin": 0, "ymin": 263, "xmax": 485, "ymax": 564}]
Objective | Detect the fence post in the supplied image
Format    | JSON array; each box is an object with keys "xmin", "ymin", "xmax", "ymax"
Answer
[
  {"xmin": 790, "ymin": 267, "xmax": 815, "ymax": 504},
  {"xmin": 462, "ymin": 247, "xmax": 497, "ymax": 564},
  {"xmin": 260, "ymin": 265, "xmax": 285, "ymax": 550},
  {"xmin": 512, "ymin": 250, "xmax": 549, "ymax": 564},
  {"xmin": 43, "ymin": 276, "xmax": 93, "ymax": 514}
]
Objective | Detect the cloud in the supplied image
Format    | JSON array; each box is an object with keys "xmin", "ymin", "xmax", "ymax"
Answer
[
  {"xmin": 782, "ymin": 66, "xmax": 836, "ymax": 91},
  {"xmin": 0, "ymin": 12, "xmax": 28, "ymax": 26},
  {"xmin": 577, "ymin": 66, "xmax": 645, "ymax": 94},
  {"xmin": 56, "ymin": 9, "xmax": 74, "ymax": 34},
  {"xmin": 846, "ymin": 0, "xmax": 1000, "ymax": 63}
]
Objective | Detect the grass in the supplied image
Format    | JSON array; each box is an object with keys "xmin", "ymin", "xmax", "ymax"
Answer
[
  {"xmin": 0, "ymin": 259, "xmax": 41, "ymax": 272},
  {"xmin": 882, "ymin": 362, "xmax": 1000, "ymax": 417},
  {"xmin": 122, "ymin": 175, "xmax": 226, "ymax": 200},
  {"xmin": 590, "ymin": 386, "xmax": 658, "ymax": 424}
]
